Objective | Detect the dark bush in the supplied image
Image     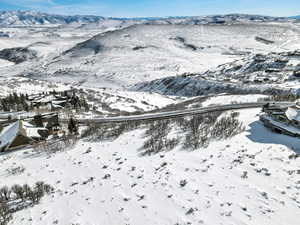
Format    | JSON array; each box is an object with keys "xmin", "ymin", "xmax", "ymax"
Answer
[
  {"xmin": 34, "ymin": 136, "xmax": 77, "ymax": 154},
  {"xmin": 140, "ymin": 120, "xmax": 180, "ymax": 156},
  {"xmin": 81, "ymin": 120, "xmax": 144, "ymax": 141},
  {"xmin": 0, "ymin": 202, "xmax": 12, "ymax": 225},
  {"xmin": 183, "ymin": 112, "xmax": 244, "ymax": 151},
  {"xmin": 0, "ymin": 187, "xmax": 11, "ymax": 202},
  {"xmin": 11, "ymin": 185, "xmax": 25, "ymax": 202},
  {"xmin": 0, "ymin": 182, "xmax": 54, "ymax": 224},
  {"xmin": 211, "ymin": 114, "xmax": 245, "ymax": 140}
]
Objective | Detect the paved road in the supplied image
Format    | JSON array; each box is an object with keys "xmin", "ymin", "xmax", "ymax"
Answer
[{"xmin": 66, "ymin": 102, "xmax": 294, "ymax": 124}]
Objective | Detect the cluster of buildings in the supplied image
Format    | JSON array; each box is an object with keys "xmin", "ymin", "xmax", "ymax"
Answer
[
  {"xmin": 0, "ymin": 90, "xmax": 86, "ymax": 153},
  {"xmin": 28, "ymin": 91, "xmax": 74, "ymax": 111}
]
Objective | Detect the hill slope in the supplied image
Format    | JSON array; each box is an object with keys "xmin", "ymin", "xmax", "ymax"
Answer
[
  {"xmin": 0, "ymin": 10, "xmax": 105, "ymax": 26},
  {"xmin": 30, "ymin": 22, "xmax": 300, "ymax": 88},
  {"xmin": 1, "ymin": 108, "xmax": 299, "ymax": 225}
]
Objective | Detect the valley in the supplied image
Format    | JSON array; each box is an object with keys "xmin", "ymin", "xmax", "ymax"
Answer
[{"xmin": 0, "ymin": 11, "xmax": 299, "ymax": 225}]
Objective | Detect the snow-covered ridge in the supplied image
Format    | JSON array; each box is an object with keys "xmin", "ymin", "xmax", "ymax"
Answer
[
  {"xmin": 203, "ymin": 51, "xmax": 300, "ymax": 84},
  {"xmin": 0, "ymin": 10, "xmax": 105, "ymax": 26},
  {"xmin": 290, "ymin": 15, "xmax": 300, "ymax": 19},
  {"xmin": 29, "ymin": 22, "xmax": 300, "ymax": 89},
  {"xmin": 132, "ymin": 50, "xmax": 300, "ymax": 97},
  {"xmin": 0, "ymin": 11, "xmax": 296, "ymax": 27}
]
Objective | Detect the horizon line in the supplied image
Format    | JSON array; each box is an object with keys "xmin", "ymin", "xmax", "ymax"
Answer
[{"xmin": 0, "ymin": 9, "xmax": 296, "ymax": 19}]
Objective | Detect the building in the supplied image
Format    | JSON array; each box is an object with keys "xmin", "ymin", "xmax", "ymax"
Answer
[
  {"xmin": 260, "ymin": 103, "xmax": 300, "ymax": 137},
  {"xmin": 32, "ymin": 113, "xmax": 60, "ymax": 133},
  {"xmin": 0, "ymin": 120, "xmax": 49, "ymax": 152},
  {"xmin": 0, "ymin": 121, "xmax": 32, "ymax": 152}
]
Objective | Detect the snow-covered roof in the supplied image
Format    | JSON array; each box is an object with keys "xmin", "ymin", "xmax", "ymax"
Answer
[
  {"xmin": 23, "ymin": 121, "xmax": 35, "ymax": 128},
  {"xmin": 0, "ymin": 121, "xmax": 20, "ymax": 150},
  {"xmin": 0, "ymin": 120, "xmax": 48, "ymax": 150},
  {"xmin": 52, "ymin": 100, "xmax": 67, "ymax": 105},
  {"xmin": 22, "ymin": 121, "xmax": 48, "ymax": 138},
  {"xmin": 261, "ymin": 115, "xmax": 300, "ymax": 136},
  {"xmin": 285, "ymin": 107, "xmax": 300, "ymax": 122},
  {"xmin": 52, "ymin": 104, "xmax": 64, "ymax": 109},
  {"xmin": 25, "ymin": 127, "xmax": 47, "ymax": 138}
]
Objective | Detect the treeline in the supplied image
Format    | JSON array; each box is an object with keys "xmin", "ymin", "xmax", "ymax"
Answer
[
  {"xmin": 68, "ymin": 94, "xmax": 90, "ymax": 112},
  {"xmin": 141, "ymin": 120, "xmax": 179, "ymax": 156},
  {"xmin": 259, "ymin": 93, "xmax": 299, "ymax": 102},
  {"xmin": 0, "ymin": 92, "xmax": 32, "ymax": 112},
  {"xmin": 81, "ymin": 111, "xmax": 245, "ymax": 156},
  {"xmin": 0, "ymin": 90, "xmax": 90, "ymax": 112},
  {"xmin": 0, "ymin": 182, "xmax": 54, "ymax": 225}
]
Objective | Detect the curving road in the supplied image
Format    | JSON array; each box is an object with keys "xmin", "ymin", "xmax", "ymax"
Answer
[{"xmin": 70, "ymin": 102, "xmax": 294, "ymax": 124}]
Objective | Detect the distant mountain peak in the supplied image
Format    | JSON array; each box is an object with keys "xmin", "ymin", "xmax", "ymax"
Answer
[
  {"xmin": 290, "ymin": 15, "xmax": 300, "ymax": 19},
  {"xmin": 0, "ymin": 10, "xmax": 105, "ymax": 26}
]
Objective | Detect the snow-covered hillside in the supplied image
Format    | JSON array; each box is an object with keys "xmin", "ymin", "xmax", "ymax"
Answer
[
  {"xmin": 28, "ymin": 22, "xmax": 300, "ymax": 88},
  {"xmin": 0, "ymin": 10, "xmax": 300, "ymax": 225},
  {"xmin": 0, "ymin": 12, "xmax": 299, "ymax": 90},
  {"xmin": 1, "ymin": 108, "xmax": 299, "ymax": 225},
  {"xmin": 0, "ymin": 11, "xmax": 105, "ymax": 26},
  {"xmin": 133, "ymin": 49, "xmax": 300, "ymax": 97}
]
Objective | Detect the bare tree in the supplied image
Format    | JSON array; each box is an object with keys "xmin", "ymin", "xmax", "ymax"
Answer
[
  {"xmin": 0, "ymin": 187, "xmax": 10, "ymax": 202},
  {"xmin": 11, "ymin": 185, "xmax": 25, "ymax": 202},
  {"xmin": 0, "ymin": 202, "xmax": 12, "ymax": 225}
]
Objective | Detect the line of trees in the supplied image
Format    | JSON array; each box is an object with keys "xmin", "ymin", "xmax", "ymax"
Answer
[
  {"xmin": 0, "ymin": 182, "xmax": 54, "ymax": 225},
  {"xmin": 0, "ymin": 92, "xmax": 32, "ymax": 112},
  {"xmin": 0, "ymin": 90, "xmax": 90, "ymax": 113},
  {"xmin": 81, "ymin": 112, "xmax": 245, "ymax": 155},
  {"xmin": 140, "ymin": 120, "xmax": 179, "ymax": 156}
]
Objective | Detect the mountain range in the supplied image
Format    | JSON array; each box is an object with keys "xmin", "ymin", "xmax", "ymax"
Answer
[{"xmin": 0, "ymin": 10, "xmax": 298, "ymax": 26}]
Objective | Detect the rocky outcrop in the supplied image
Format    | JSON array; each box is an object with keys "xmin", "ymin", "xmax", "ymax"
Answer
[{"xmin": 0, "ymin": 47, "xmax": 37, "ymax": 64}]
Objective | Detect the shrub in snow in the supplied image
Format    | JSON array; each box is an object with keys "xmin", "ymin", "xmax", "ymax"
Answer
[
  {"xmin": 0, "ymin": 187, "xmax": 11, "ymax": 202},
  {"xmin": 0, "ymin": 202, "xmax": 12, "ymax": 225},
  {"xmin": 260, "ymin": 93, "xmax": 299, "ymax": 102},
  {"xmin": 82, "ymin": 121, "xmax": 142, "ymax": 141},
  {"xmin": 183, "ymin": 112, "xmax": 221, "ymax": 150},
  {"xmin": 34, "ymin": 136, "xmax": 77, "ymax": 154},
  {"xmin": 211, "ymin": 114, "xmax": 245, "ymax": 140},
  {"xmin": 11, "ymin": 185, "xmax": 26, "ymax": 202},
  {"xmin": 6, "ymin": 166, "xmax": 25, "ymax": 176},
  {"xmin": 180, "ymin": 180, "xmax": 188, "ymax": 187},
  {"xmin": 22, "ymin": 184, "xmax": 32, "ymax": 200},
  {"xmin": 82, "ymin": 111, "xmax": 244, "ymax": 154},
  {"xmin": 140, "ymin": 120, "xmax": 179, "ymax": 156},
  {"xmin": 182, "ymin": 112, "xmax": 245, "ymax": 151}
]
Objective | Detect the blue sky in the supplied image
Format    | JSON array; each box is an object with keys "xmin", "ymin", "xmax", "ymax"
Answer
[{"xmin": 0, "ymin": 0, "xmax": 299, "ymax": 17}]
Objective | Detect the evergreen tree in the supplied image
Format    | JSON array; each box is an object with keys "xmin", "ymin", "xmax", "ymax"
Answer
[{"xmin": 68, "ymin": 117, "xmax": 78, "ymax": 135}]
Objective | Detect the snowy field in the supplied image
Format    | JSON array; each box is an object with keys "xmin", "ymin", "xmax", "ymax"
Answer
[
  {"xmin": 1, "ymin": 108, "xmax": 299, "ymax": 225},
  {"xmin": 201, "ymin": 94, "xmax": 267, "ymax": 107}
]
